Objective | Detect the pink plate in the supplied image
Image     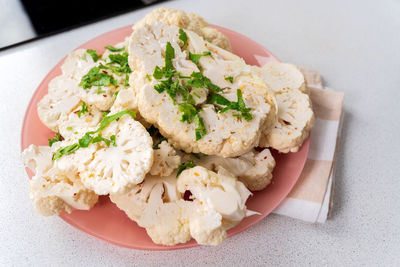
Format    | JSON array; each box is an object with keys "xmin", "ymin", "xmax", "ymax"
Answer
[{"xmin": 21, "ymin": 25, "xmax": 310, "ymax": 250}]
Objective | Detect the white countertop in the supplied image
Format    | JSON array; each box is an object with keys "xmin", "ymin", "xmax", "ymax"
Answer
[{"xmin": 1, "ymin": 0, "xmax": 399, "ymax": 265}]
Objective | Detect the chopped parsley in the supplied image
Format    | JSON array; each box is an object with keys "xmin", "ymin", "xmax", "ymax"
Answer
[
  {"xmin": 53, "ymin": 110, "xmax": 135, "ymax": 160},
  {"xmin": 176, "ymin": 160, "xmax": 196, "ymax": 177},
  {"xmin": 189, "ymin": 51, "xmax": 212, "ymax": 64},
  {"xmin": 105, "ymin": 45, "xmax": 125, "ymax": 52},
  {"xmin": 79, "ymin": 66, "xmax": 117, "ymax": 89},
  {"xmin": 48, "ymin": 133, "xmax": 62, "ymax": 147},
  {"xmin": 77, "ymin": 101, "xmax": 89, "ymax": 118},
  {"xmin": 124, "ymin": 73, "xmax": 130, "ymax": 87},
  {"xmin": 185, "ymin": 72, "xmax": 222, "ymax": 92},
  {"xmin": 146, "ymin": 74, "xmax": 152, "ymax": 81},
  {"xmin": 96, "ymin": 87, "xmax": 106, "ymax": 94},
  {"xmin": 66, "ymin": 126, "xmax": 73, "ymax": 131},
  {"xmin": 107, "ymin": 52, "xmax": 132, "ymax": 75},
  {"xmin": 52, "ymin": 144, "xmax": 80, "ymax": 160},
  {"xmin": 151, "ymin": 40, "xmax": 252, "ymax": 141},
  {"xmin": 86, "ymin": 49, "xmax": 101, "ymax": 62},
  {"xmin": 225, "ymin": 76, "xmax": 234, "ymax": 83},
  {"xmin": 208, "ymin": 89, "xmax": 253, "ymax": 121},
  {"xmin": 178, "ymin": 29, "xmax": 188, "ymax": 47}
]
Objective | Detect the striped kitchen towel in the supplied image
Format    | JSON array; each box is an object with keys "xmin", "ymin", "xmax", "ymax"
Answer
[{"xmin": 272, "ymin": 68, "xmax": 344, "ymax": 223}]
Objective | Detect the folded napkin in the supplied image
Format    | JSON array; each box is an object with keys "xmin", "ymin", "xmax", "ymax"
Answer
[{"xmin": 272, "ymin": 68, "xmax": 344, "ymax": 223}]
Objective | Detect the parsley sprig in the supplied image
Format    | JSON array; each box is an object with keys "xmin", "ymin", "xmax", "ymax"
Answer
[{"xmin": 52, "ymin": 110, "xmax": 135, "ymax": 160}]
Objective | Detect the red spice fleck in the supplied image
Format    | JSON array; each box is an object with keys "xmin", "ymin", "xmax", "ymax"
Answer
[
  {"xmin": 102, "ymin": 70, "xmax": 107, "ymax": 74},
  {"xmin": 73, "ymin": 193, "xmax": 77, "ymax": 196},
  {"xmin": 264, "ymin": 156, "xmax": 268, "ymax": 159},
  {"xmin": 103, "ymin": 94, "xmax": 107, "ymax": 98}
]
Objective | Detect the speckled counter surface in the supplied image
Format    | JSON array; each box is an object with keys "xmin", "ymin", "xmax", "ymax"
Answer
[{"xmin": 1, "ymin": 0, "xmax": 399, "ymax": 265}]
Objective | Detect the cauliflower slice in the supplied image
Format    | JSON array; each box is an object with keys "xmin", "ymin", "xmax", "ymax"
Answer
[
  {"xmin": 251, "ymin": 63, "xmax": 314, "ymax": 153},
  {"xmin": 190, "ymin": 148, "xmax": 276, "ymax": 191},
  {"xmin": 37, "ymin": 76, "xmax": 81, "ymax": 132},
  {"xmin": 111, "ymin": 166, "xmax": 257, "ymax": 246},
  {"xmin": 133, "ymin": 7, "xmax": 232, "ymax": 51},
  {"xmin": 150, "ymin": 140, "xmax": 181, "ymax": 177},
  {"xmin": 79, "ymin": 115, "xmax": 154, "ymax": 194},
  {"xmin": 22, "ymin": 144, "xmax": 98, "ymax": 216},
  {"xmin": 258, "ymin": 62, "xmax": 309, "ymax": 95},
  {"xmin": 129, "ymin": 23, "xmax": 275, "ymax": 157},
  {"xmin": 259, "ymin": 89, "xmax": 314, "ymax": 152},
  {"xmin": 58, "ymin": 102, "xmax": 103, "ymax": 140}
]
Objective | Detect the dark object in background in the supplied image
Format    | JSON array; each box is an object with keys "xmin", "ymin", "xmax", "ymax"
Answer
[
  {"xmin": 21, "ymin": 0, "xmax": 164, "ymax": 35},
  {"xmin": 0, "ymin": 0, "xmax": 165, "ymax": 51}
]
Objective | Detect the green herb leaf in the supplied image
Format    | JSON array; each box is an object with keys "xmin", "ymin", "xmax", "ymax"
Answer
[
  {"xmin": 220, "ymin": 89, "xmax": 253, "ymax": 121},
  {"xmin": 110, "ymin": 135, "xmax": 117, "ymax": 147},
  {"xmin": 189, "ymin": 51, "xmax": 211, "ymax": 64},
  {"xmin": 124, "ymin": 73, "xmax": 130, "ymax": 87},
  {"xmin": 107, "ymin": 52, "xmax": 132, "ymax": 75},
  {"xmin": 194, "ymin": 114, "xmax": 206, "ymax": 140},
  {"xmin": 146, "ymin": 74, "xmax": 152, "ymax": 81},
  {"xmin": 176, "ymin": 160, "xmax": 196, "ymax": 177},
  {"xmin": 178, "ymin": 103, "xmax": 197, "ymax": 123},
  {"xmin": 78, "ymin": 133, "xmax": 92, "ymax": 148},
  {"xmin": 52, "ymin": 143, "xmax": 80, "ymax": 160},
  {"xmin": 153, "ymin": 137, "xmax": 167, "ymax": 150},
  {"xmin": 224, "ymin": 76, "xmax": 234, "ymax": 83},
  {"xmin": 178, "ymin": 29, "xmax": 188, "ymax": 47},
  {"xmin": 185, "ymin": 72, "xmax": 222, "ymax": 92},
  {"xmin": 79, "ymin": 66, "xmax": 117, "ymax": 89},
  {"xmin": 165, "ymin": 42, "xmax": 175, "ymax": 71},
  {"xmin": 92, "ymin": 134, "xmax": 111, "ymax": 147},
  {"xmin": 105, "ymin": 45, "xmax": 125, "ymax": 52},
  {"xmin": 66, "ymin": 126, "xmax": 73, "ymax": 131},
  {"xmin": 97, "ymin": 87, "xmax": 106, "ymax": 94},
  {"xmin": 77, "ymin": 101, "xmax": 88, "ymax": 118},
  {"xmin": 86, "ymin": 49, "xmax": 101, "ymax": 62},
  {"xmin": 48, "ymin": 133, "xmax": 62, "ymax": 147}
]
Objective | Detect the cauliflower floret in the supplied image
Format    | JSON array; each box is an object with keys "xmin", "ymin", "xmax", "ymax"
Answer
[
  {"xmin": 133, "ymin": 7, "xmax": 232, "ymax": 51},
  {"xmin": 110, "ymin": 175, "xmax": 192, "ymax": 245},
  {"xmin": 150, "ymin": 140, "xmax": 181, "ymax": 176},
  {"xmin": 190, "ymin": 148, "xmax": 276, "ymax": 191},
  {"xmin": 129, "ymin": 23, "xmax": 275, "ymax": 157},
  {"xmin": 37, "ymin": 76, "xmax": 81, "ymax": 132},
  {"xmin": 22, "ymin": 144, "xmax": 98, "ymax": 216},
  {"xmin": 177, "ymin": 166, "xmax": 257, "ymax": 245},
  {"xmin": 30, "ymin": 174, "xmax": 98, "ymax": 216},
  {"xmin": 111, "ymin": 166, "xmax": 257, "ymax": 246},
  {"xmin": 79, "ymin": 115, "xmax": 154, "ymax": 194}
]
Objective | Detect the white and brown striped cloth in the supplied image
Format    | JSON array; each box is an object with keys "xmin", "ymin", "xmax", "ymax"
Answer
[{"xmin": 273, "ymin": 68, "xmax": 344, "ymax": 223}]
